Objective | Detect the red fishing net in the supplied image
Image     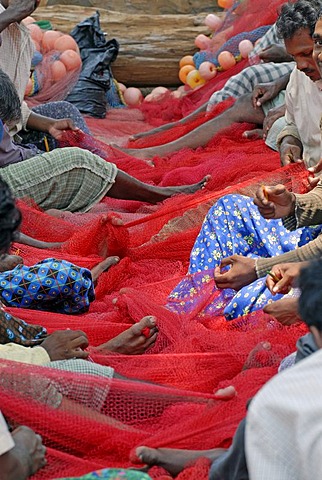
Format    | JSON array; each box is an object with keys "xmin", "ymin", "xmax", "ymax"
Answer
[
  {"xmin": 1, "ymin": 1, "xmax": 305, "ymax": 478},
  {"xmin": 3, "ymin": 158, "xmax": 310, "ymax": 479}
]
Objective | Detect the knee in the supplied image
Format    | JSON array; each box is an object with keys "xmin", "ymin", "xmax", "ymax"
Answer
[{"xmin": 231, "ymin": 93, "xmax": 254, "ymax": 122}]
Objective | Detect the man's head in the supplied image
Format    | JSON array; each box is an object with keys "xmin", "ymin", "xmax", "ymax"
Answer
[
  {"xmin": 0, "ymin": 69, "xmax": 21, "ymax": 126},
  {"xmin": 299, "ymin": 259, "xmax": 322, "ymax": 348},
  {"xmin": 276, "ymin": 0, "xmax": 322, "ymax": 81},
  {"xmin": 0, "ymin": 179, "xmax": 21, "ymax": 255},
  {"xmin": 312, "ymin": 9, "xmax": 322, "ymax": 77}
]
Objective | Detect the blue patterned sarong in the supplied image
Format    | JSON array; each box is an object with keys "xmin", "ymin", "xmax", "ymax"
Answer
[
  {"xmin": 167, "ymin": 194, "xmax": 322, "ymax": 320},
  {"xmin": 0, "ymin": 258, "xmax": 94, "ymax": 314}
]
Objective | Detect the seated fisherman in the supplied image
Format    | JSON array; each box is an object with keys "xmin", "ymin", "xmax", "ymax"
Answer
[{"xmin": 0, "ymin": 70, "xmax": 209, "ymax": 212}]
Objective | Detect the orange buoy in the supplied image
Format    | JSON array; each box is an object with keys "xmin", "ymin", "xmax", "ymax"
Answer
[{"xmin": 179, "ymin": 64, "xmax": 195, "ymax": 84}]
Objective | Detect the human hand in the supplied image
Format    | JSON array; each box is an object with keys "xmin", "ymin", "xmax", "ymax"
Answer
[
  {"xmin": 48, "ymin": 119, "xmax": 79, "ymax": 140},
  {"xmin": 214, "ymin": 255, "xmax": 257, "ymax": 290},
  {"xmin": 6, "ymin": 0, "xmax": 39, "ymax": 23},
  {"xmin": 262, "ymin": 104, "xmax": 286, "ymax": 139},
  {"xmin": 263, "ymin": 297, "xmax": 301, "ymax": 326},
  {"xmin": 258, "ymin": 45, "xmax": 292, "ymax": 63},
  {"xmin": 253, "ymin": 184, "xmax": 295, "ymax": 219},
  {"xmin": 41, "ymin": 330, "xmax": 89, "ymax": 361},
  {"xmin": 252, "ymin": 82, "xmax": 280, "ymax": 109},
  {"xmin": 279, "ymin": 136, "xmax": 303, "ymax": 166},
  {"xmin": 266, "ymin": 262, "xmax": 305, "ymax": 294},
  {"xmin": 308, "ymin": 159, "xmax": 322, "ymax": 189},
  {"xmin": 12, "ymin": 425, "xmax": 46, "ymax": 476}
]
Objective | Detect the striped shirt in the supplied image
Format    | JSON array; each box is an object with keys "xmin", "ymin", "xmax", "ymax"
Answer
[
  {"xmin": 0, "ymin": 3, "xmax": 34, "ymax": 134},
  {"xmin": 246, "ymin": 348, "xmax": 322, "ymax": 479}
]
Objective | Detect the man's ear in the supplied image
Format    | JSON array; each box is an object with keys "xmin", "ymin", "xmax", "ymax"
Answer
[{"xmin": 310, "ymin": 326, "xmax": 322, "ymax": 349}]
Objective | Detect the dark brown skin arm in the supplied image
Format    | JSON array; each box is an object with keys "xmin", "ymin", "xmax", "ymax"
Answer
[{"xmin": 0, "ymin": 426, "xmax": 46, "ymax": 480}]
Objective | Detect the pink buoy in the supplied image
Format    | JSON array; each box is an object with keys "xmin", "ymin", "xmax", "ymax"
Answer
[
  {"xmin": 42, "ymin": 30, "xmax": 62, "ymax": 53},
  {"xmin": 218, "ymin": 51, "xmax": 236, "ymax": 70},
  {"xmin": 32, "ymin": 40, "xmax": 41, "ymax": 52},
  {"xmin": 118, "ymin": 82, "xmax": 127, "ymax": 93},
  {"xmin": 151, "ymin": 86, "xmax": 169, "ymax": 97},
  {"xmin": 204, "ymin": 14, "xmax": 223, "ymax": 32},
  {"xmin": 239, "ymin": 39, "xmax": 254, "ymax": 58},
  {"xmin": 54, "ymin": 35, "xmax": 78, "ymax": 53},
  {"xmin": 195, "ymin": 34, "xmax": 211, "ymax": 51},
  {"xmin": 22, "ymin": 16, "xmax": 36, "ymax": 25},
  {"xmin": 123, "ymin": 87, "xmax": 143, "ymax": 106},
  {"xmin": 199, "ymin": 61, "xmax": 217, "ymax": 81},
  {"xmin": 27, "ymin": 24, "xmax": 43, "ymax": 44},
  {"xmin": 60, "ymin": 50, "xmax": 82, "ymax": 71},
  {"xmin": 51, "ymin": 60, "xmax": 67, "ymax": 82}
]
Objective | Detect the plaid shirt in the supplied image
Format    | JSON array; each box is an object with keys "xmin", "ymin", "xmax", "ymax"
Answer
[{"xmin": 207, "ymin": 61, "xmax": 295, "ymax": 110}]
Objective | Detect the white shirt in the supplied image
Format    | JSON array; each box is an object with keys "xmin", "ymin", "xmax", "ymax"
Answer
[
  {"xmin": 0, "ymin": 411, "xmax": 14, "ymax": 456},
  {"xmin": 246, "ymin": 348, "xmax": 322, "ymax": 480},
  {"xmin": 281, "ymin": 67, "xmax": 322, "ymax": 168}
]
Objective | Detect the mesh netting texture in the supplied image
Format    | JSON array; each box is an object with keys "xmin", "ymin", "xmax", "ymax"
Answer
[{"xmin": 3, "ymin": 1, "xmax": 303, "ymax": 478}]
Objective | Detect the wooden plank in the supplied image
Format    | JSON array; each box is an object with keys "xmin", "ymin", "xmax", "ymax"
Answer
[
  {"xmin": 42, "ymin": 0, "xmax": 221, "ymax": 15},
  {"xmin": 33, "ymin": 5, "xmax": 219, "ymax": 86}
]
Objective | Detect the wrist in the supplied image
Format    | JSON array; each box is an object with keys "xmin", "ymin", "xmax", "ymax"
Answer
[{"xmin": 288, "ymin": 192, "xmax": 296, "ymax": 216}]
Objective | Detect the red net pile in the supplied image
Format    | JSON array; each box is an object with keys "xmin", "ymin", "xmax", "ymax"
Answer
[
  {"xmin": 1, "ymin": 1, "xmax": 305, "ymax": 478},
  {"xmin": 2, "ymin": 158, "xmax": 309, "ymax": 479}
]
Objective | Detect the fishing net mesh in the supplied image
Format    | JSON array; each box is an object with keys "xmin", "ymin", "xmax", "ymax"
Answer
[{"xmin": 3, "ymin": 1, "xmax": 304, "ymax": 478}]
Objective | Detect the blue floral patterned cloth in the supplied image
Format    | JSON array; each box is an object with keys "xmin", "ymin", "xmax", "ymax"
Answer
[{"xmin": 167, "ymin": 194, "xmax": 322, "ymax": 320}]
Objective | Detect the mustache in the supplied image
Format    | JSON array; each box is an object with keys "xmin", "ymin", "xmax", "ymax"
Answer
[{"xmin": 302, "ymin": 68, "xmax": 317, "ymax": 75}]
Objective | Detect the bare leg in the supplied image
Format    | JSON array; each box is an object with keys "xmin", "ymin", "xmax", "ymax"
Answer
[
  {"xmin": 135, "ymin": 446, "xmax": 227, "ymax": 477},
  {"xmin": 93, "ymin": 316, "xmax": 158, "ymax": 355},
  {"xmin": 0, "ymin": 254, "xmax": 23, "ymax": 272},
  {"xmin": 115, "ymin": 93, "xmax": 265, "ymax": 160},
  {"xmin": 130, "ymin": 102, "xmax": 208, "ymax": 141},
  {"xmin": 90, "ymin": 256, "xmax": 120, "ymax": 283},
  {"xmin": 108, "ymin": 171, "xmax": 210, "ymax": 204},
  {"xmin": 17, "ymin": 232, "xmax": 63, "ymax": 250}
]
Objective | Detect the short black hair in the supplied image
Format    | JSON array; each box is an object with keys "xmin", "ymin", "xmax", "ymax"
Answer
[
  {"xmin": 0, "ymin": 178, "xmax": 21, "ymax": 254},
  {"xmin": 299, "ymin": 259, "xmax": 322, "ymax": 331},
  {"xmin": 0, "ymin": 68, "xmax": 21, "ymax": 124},
  {"xmin": 276, "ymin": 0, "xmax": 322, "ymax": 40}
]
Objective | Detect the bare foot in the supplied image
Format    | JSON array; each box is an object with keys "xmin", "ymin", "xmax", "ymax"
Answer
[
  {"xmin": 242, "ymin": 341, "xmax": 276, "ymax": 370},
  {"xmin": 45, "ymin": 209, "xmax": 73, "ymax": 219},
  {"xmin": 111, "ymin": 144, "xmax": 155, "ymax": 161},
  {"xmin": 214, "ymin": 385, "xmax": 237, "ymax": 400},
  {"xmin": 134, "ymin": 446, "xmax": 226, "ymax": 477},
  {"xmin": 94, "ymin": 316, "xmax": 158, "ymax": 355},
  {"xmin": 110, "ymin": 143, "xmax": 155, "ymax": 166},
  {"xmin": 242, "ymin": 128, "xmax": 264, "ymax": 140},
  {"xmin": 90, "ymin": 256, "xmax": 120, "ymax": 282},
  {"xmin": 150, "ymin": 175, "xmax": 211, "ymax": 203},
  {"xmin": 0, "ymin": 254, "xmax": 23, "ymax": 272}
]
